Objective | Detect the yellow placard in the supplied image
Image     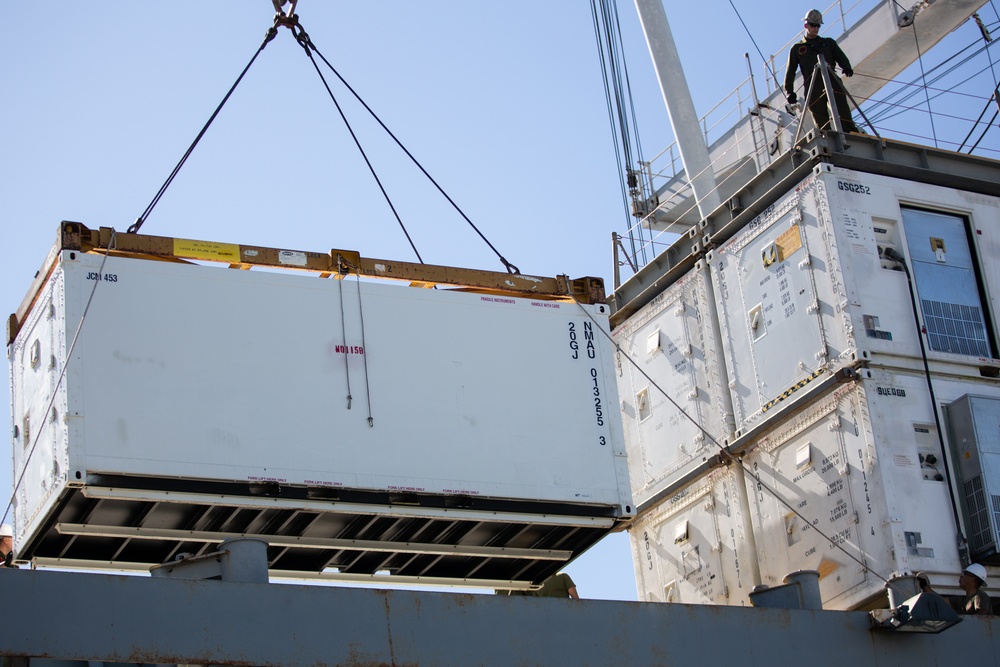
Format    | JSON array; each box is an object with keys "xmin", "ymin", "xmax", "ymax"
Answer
[
  {"xmin": 173, "ymin": 238, "xmax": 241, "ymax": 262},
  {"xmin": 776, "ymin": 225, "xmax": 803, "ymax": 262}
]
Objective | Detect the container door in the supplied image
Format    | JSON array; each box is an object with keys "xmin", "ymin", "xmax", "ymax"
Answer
[
  {"xmin": 614, "ymin": 270, "xmax": 725, "ymax": 507},
  {"xmin": 712, "ymin": 199, "xmax": 826, "ymax": 433}
]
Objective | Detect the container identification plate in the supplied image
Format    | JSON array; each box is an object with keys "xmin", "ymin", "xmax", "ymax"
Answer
[{"xmin": 775, "ymin": 225, "xmax": 803, "ymax": 262}]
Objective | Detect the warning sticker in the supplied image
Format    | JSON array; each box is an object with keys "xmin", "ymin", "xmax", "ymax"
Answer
[
  {"xmin": 776, "ymin": 225, "xmax": 803, "ymax": 261},
  {"xmin": 173, "ymin": 238, "xmax": 241, "ymax": 262}
]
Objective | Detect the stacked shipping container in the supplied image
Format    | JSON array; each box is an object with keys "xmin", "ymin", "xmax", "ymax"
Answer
[{"xmin": 616, "ymin": 162, "xmax": 1000, "ymax": 608}]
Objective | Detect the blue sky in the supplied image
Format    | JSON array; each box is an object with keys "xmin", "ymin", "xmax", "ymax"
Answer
[{"xmin": 3, "ymin": 1, "xmax": 996, "ymax": 601}]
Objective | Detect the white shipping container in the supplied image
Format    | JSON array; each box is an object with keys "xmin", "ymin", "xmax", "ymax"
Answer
[
  {"xmin": 710, "ymin": 165, "xmax": 1000, "ymax": 435},
  {"xmin": 627, "ymin": 468, "xmax": 756, "ymax": 605},
  {"xmin": 612, "ymin": 263, "xmax": 731, "ymax": 507},
  {"xmin": 743, "ymin": 367, "xmax": 1000, "ymax": 609},
  {"xmin": 630, "ymin": 367, "xmax": 1000, "ymax": 610},
  {"xmin": 8, "ymin": 236, "xmax": 633, "ymax": 582}
]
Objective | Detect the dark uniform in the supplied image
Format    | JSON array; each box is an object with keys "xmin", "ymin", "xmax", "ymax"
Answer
[
  {"xmin": 961, "ymin": 589, "xmax": 993, "ymax": 616},
  {"xmin": 784, "ymin": 36, "xmax": 860, "ymax": 133},
  {"xmin": 533, "ymin": 572, "xmax": 577, "ymax": 598}
]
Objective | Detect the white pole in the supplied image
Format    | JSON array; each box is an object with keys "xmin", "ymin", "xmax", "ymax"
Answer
[{"xmin": 634, "ymin": 0, "xmax": 722, "ymax": 219}]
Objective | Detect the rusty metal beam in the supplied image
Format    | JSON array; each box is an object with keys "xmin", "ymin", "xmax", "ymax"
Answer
[{"xmin": 8, "ymin": 221, "xmax": 606, "ymax": 346}]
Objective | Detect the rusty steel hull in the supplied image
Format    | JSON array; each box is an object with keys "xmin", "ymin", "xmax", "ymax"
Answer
[{"xmin": 0, "ymin": 568, "xmax": 997, "ymax": 666}]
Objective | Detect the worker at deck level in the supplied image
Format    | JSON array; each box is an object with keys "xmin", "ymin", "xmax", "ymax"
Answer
[
  {"xmin": 958, "ymin": 563, "xmax": 992, "ymax": 616},
  {"xmin": 496, "ymin": 572, "xmax": 580, "ymax": 598},
  {"xmin": 784, "ymin": 9, "xmax": 861, "ymax": 134},
  {"xmin": 533, "ymin": 572, "xmax": 580, "ymax": 599},
  {"xmin": 0, "ymin": 524, "xmax": 13, "ymax": 567}
]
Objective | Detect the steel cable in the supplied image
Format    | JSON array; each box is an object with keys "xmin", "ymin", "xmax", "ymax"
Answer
[
  {"xmin": 293, "ymin": 25, "xmax": 520, "ymax": 275},
  {"xmin": 129, "ymin": 28, "xmax": 279, "ymax": 234},
  {"xmin": 2, "ymin": 231, "xmax": 119, "ymax": 530}
]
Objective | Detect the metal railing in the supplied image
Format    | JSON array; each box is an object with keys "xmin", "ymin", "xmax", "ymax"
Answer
[{"xmin": 613, "ymin": 0, "xmax": 920, "ymax": 284}]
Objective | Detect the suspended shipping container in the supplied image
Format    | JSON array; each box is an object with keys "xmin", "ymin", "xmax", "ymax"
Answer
[{"xmin": 7, "ymin": 223, "xmax": 633, "ymax": 587}]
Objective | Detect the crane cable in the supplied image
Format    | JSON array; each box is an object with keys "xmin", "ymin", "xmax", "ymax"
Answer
[
  {"xmin": 961, "ymin": 12, "xmax": 999, "ymax": 153},
  {"xmin": 867, "ymin": 23, "xmax": 998, "ymax": 126},
  {"xmin": 279, "ymin": 15, "xmax": 425, "ymax": 266},
  {"xmin": 591, "ymin": 0, "xmax": 651, "ymax": 269},
  {"xmin": 291, "ymin": 25, "xmax": 521, "ymax": 275},
  {"xmin": 725, "ymin": 0, "xmax": 780, "ymax": 88},
  {"xmin": 128, "ymin": 27, "xmax": 278, "ymax": 235},
  {"xmin": 129, "ymin": 10, "xmax": 522, "ymax": 275}
]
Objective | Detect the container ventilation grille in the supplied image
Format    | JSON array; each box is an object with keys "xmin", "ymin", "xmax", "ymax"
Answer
[
  {"xmin": 921, "ymin": 299, "xmax": 989, "ymax": 357},
  {"xmin": 964, "ymin": 475, "xmax": 992, "ymax": 553}
]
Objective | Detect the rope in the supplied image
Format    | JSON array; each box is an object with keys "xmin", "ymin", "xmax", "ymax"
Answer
[
  {"xmin": 336, "ymin": 255, "xmax": 354, "ymax": 410},
  {"xmin": 128, "ymin": 28, "xmax": 279, "ymax": 234},
  {"xmin": 726, "ymin": 0, "xmax": 780, "ymax": 86},
  {"xmin": 352, "ymin": 264, "xmax": 375, "ymax": 428},
  {"xmin": 564, "ymin": 278, "xmax": 889, "ymax": 585},
  {"xmin": 333, "ymin": 253, "xmax": 374, "ymax": 426}
]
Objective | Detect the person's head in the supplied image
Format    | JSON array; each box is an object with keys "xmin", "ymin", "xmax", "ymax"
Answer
[
  {"xmin": 0, "ymin": 524, "xmax": 12, "ymax": 555},
  {"xmin": 960, "ymin": 563, "xmax": 988, "ymax": 593},
  {"xmin": 803, "ymin": 9, "xmax": 822, "ymax": 37}
]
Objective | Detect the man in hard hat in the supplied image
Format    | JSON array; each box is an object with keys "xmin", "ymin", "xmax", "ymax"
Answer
[
  {"xmin": 0, "ymin": 524, "xmax": 13, "ymax": 568},
  {"xmin": 784, "ymin": 9, "xmax": 861, "ymax": 134},
  {"xmin": 958, "ymin": 563, "xmax": 992, "ymax": 616}
]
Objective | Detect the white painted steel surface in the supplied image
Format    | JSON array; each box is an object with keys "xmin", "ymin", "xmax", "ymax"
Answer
[
  {"xmin": 628, "ymin": 468, "xmax": 755, "ymax": 605},
  {"xmin": 745, "ymin": 367, "xmax": 1000, "ymax": 610},
  {"xmin": 710, "ymin": 165, "xmax": 1000, "ymax": 436},
  {"xmin": 9, "ymin": 251, "xmax": 632, "ymax": 547},
  {"xmin": 629, "ymin": 367, "xmax": 1000, "ymax": 610},
  {"xmin": 612, "ymin": 263, "xmax": 731, "ymax": 506}
]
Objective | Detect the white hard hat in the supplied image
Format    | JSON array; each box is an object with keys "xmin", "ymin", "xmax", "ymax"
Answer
[
  {"xmin": 0, "ymin": 524, "xmax": 12, "ymax": 538},
  {"xmin": 965, "ymin": 563, "xmax": 988, "ymax": 585},
  {"xmin": 803, "ymin": 9, "xmax": 823, "ymax": 25}
]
